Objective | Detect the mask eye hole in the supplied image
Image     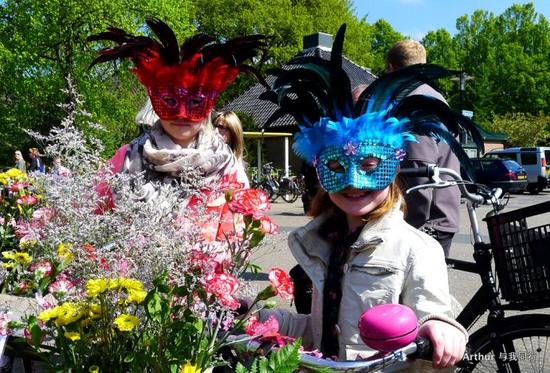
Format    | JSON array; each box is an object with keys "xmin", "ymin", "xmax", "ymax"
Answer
[
  {"xmin": 360, "ymin": 157, "xmax": 380, "ymax": 172},
  {"xmin": 161, "ymin": 96, "xmax": 177, "ymax": 108},
  {"xmin": 327, "ymin": 160, "xmax": 345, "ymax": 173},
  {"xmin": 187, "ymin": 95, "xmax": 206, "ymax": 109}
]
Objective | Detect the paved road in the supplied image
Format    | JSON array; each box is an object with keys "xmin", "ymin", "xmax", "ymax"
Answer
[{"xmin": 253, "ymin": 189, "xmax": 550, "ymax": 328}]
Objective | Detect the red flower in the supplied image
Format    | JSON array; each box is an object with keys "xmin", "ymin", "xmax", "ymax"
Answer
[
  {"xmin": 29, "ymin": 260, "xmax": 53, "ymax": 277},
  {"xmin": 245, "ymin": 315, "xmax": 293, "ymax": 346},
  {"xmin": 228, "ymin": 189, "xmax": 270, "ymax": 219},
  {"xmin": 10, "ymin": 182, "xmax": 29, "ymax": 192},
  {"xmin": 219, "ymin": 171, "xmax": 245, "ymax": 191},
  {"xmin": 16, "ymin": 195, "xmax": 38, "ymax": 205},
  {"xmin": 204, "ymin": 273, "xmax": 240, "ymax": 310},
  {"xmin": 259, "ymin": 215, "xmax": 279, "ymax": 235},
  {"xmin": 268, "ymin": 268, "xmax": 294, "ymax": 300},
  {"xmin": 83, "ymin": 243, "xmax": 97, "ymax": 261}
]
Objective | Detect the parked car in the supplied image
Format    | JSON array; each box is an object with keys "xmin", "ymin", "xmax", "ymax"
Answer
[
  {"xmin": 469, "ymin": 158, "xmax": 528, "ymax": 193},
  {"xmin": 483, "ymin": 147, "xmax": 550, "ymax": 193}
]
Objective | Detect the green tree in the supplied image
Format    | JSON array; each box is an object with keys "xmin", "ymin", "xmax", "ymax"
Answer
[
  {"xmin": 485, "ymin": 112, "xmax": 550, "ymax": 147},
  {"xmin": 0, "ymin": 0, "xmax": 194, "ymax": 166},
  {"xmin": 452, "ymin": 3, "xmax": 550, "ymax": 121},
  {"xmin": 367, "ymin": 19, "xmax": 402, "ymax": 74}
]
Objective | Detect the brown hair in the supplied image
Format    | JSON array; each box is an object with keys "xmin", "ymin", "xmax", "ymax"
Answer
[
  {"xmin": 29, "ymin": 148, "xmax": 41, "ymax": 157},
  {"xmin": 385, "ymin": 39, "xmax": 426, "ymax": 71},
  {"xmin": 308, "ymin": 181, "xmax": 405, "ymax": 223},
  {"xmin": 213, "ymin": 111, "xmax": 245, "ymax": 163}
]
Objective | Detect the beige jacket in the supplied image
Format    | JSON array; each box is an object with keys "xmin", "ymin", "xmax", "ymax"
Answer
[{"xmin": 264, "ymin": 203, "xmax": 463, "ymax": 370}]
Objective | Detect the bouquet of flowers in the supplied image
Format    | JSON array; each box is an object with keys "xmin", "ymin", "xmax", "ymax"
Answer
[{"xmin": 0, "ymin": 82, "xmax": 301, "ymax": 372}]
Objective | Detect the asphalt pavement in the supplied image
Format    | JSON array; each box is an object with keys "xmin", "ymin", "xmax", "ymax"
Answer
[{"xmin": 253, "ymin": 189, "xmax": 550, "ymax": 328}]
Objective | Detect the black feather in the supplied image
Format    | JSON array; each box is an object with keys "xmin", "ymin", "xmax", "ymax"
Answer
[
  {"xmin": 145, "ymin": 17, "xmax": 179, "ymax": 64},
  {"xmin": 393, "ymin": 95, "xmax": 484, "ymax": 150}
]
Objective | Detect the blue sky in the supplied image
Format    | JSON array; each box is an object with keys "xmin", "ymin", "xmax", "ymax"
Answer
[{"xmin": 351, "ymin": 0, "xmax": 550, "ymax": 40}]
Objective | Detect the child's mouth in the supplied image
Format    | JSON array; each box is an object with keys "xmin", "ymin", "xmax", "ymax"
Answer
[{"xmin": 341, "ymin": 189, "xmax": 371, "ymax": 199}]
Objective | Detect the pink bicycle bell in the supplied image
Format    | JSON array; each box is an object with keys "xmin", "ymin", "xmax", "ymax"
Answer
[{"xmin": 358, "ymin": 304, "xmax": 418, "ymax": 352}]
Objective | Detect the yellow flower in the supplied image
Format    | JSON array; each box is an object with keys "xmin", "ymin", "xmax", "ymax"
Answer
[
  {"xmin": 89, "ymin": 365, "xmax": 100, "ymax": 373},
  {"xmin": 55, "ymin": 302, "xmax": 85, "ymax": 326},
  {"xmin": 19, "ymin": 240, "xmax": 37, "ymax": 250},
  {"xmin": 113, "ymin": 314, "xmax": 139, "ymax": 332},
  {"xmin": 0, "ymin": 174, "xmax": 8, "ymax": 185},
  {"xmin": 127, "ymin": 289, "xmax": 147, "ymax": 304},
  {"xmin": 57, "ymin": 243, "xmax": 74, "ymax": 263},
  {"xmin": 64, "ymin": 331, "xmax": 81, "ymax": 341},
  {"xmin": 88, "ymin": 303, "xmax": 102, "ymax": 319},
  {"xmin": 86, "ymin": 279, "xmax": 109, "ymax": 297},
  {"xmin": 180, "ymin": 362, "xmax": 201, "ymax": 373},
  {"xmin": 1, "ymin": 262, "xmax": 14, "ymax": 270},
  {"xmin": 5, "ymin": 168, "xmax": 24, "ymax": 179},
  {"xmin": 13, "ymin": 252, "xmax": 32, "ymax": 265},
  {"xmin": 119, "ymin": 278, "xmax": 144, "ymax": 291},
  {"xmin": 1, "ymin": 251, "xmax": 15, "ymax": 260},
  {"xmin": 38, "ymin": 306, "xmax": 61, "ymax": 322}
]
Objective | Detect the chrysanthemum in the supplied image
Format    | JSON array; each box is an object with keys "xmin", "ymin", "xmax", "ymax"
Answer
[
  {"xmin": 13, "ymin": 252, "xmax": 32, "ymax": 265},
  {"xmin": 86, "ymin": 279, "xmax": 109, "ymax": 297},
  {"xmin": 113, "ymin": 314, "xmax": 139, "ymax": 332},
  {"xmin": 64, "ymin": 331, "xmax": 81, "ymax": 341}
]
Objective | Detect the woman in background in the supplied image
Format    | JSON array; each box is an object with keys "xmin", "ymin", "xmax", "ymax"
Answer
[{"xmin": 213, "ymin": 111, "xmax": 245, "ymax": 165}]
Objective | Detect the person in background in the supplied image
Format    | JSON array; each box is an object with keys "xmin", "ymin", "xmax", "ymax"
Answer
[
  {"xmin": 88, "ymin": 18, "xmax": 268, "ymax": 201},
  {"xmin": 50, "ymin": 156, "xmax": 71, "ymax": 177},
  {"xmin": 14, "ymin": 150, "xmax": 26, "ymax": 173},
  {"xmin": 386, "ymin": 39, "xmax": 460, "ymax": 257},
  {"xmin": 213, "ymin": 111, "xmax": 245, "ymax": 165},
  {"xmin": 28, "ymin": 148, "xmax": 45, "ymax": 173}
]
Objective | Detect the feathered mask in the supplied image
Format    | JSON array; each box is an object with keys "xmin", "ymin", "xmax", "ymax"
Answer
[
  {"xmin": 88, "ymin": 18, "xmax": 268, "ymax": 122},
  {"xmin": 260, "ymin": 24, "xmax": 482, "ymax": 193}
]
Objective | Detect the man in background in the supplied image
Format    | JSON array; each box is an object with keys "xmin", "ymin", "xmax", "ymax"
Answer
[{"xmin": 386, "ymin": 39, "xmax": 461, "ymax": 257}]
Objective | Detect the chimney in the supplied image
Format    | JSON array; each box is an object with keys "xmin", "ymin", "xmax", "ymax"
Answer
[{"xmin": 303, "ymin": 32, "xmax": 333, "ymax": 51}]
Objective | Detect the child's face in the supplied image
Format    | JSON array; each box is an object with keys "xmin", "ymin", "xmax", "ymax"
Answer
[
  {"xmin": 160, "ymin": 118, "xmax": 204, "ymax": 148},
  {"xmin": 329, "ymin": 186, "xmax": 390, "ymax": 226}
]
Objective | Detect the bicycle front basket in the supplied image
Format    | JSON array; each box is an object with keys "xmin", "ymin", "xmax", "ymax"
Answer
[{"xmin": 485, "ymin": 200, "xmax": 550, "ymax": 307}]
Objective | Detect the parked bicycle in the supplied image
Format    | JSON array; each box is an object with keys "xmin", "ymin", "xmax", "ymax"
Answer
[
  {"xmin": 401, "ymin": 165, "xmax": 550, "ymax": 373},
  {"xmin": 250, "ymin": 163, "xmax": 301, "ymax": 203}
]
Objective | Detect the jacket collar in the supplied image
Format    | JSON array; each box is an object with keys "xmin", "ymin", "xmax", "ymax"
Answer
[{"xmin": 289, "ymin": 199, "xmax": 405, "ymax": 266}]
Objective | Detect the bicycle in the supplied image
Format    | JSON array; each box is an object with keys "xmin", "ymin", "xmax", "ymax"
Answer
[
  {"xmin": 401, "ymin": 165, "xmax": 550, "ymax": 373},
  {"xmin": 253, "ymin": 163, "xmax": 301, "ymax": 203}
]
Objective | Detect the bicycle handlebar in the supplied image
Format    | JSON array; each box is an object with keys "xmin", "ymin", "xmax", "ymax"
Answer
[
  {"xmin": 400, "ymin": 165, "xmax": 503, "ymax": 205},
  {"xmin": 229, "ymin": 335, "xmax": 433, "ymax": 372}
]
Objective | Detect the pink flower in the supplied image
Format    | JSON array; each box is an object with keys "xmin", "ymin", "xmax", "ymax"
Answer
[
  {"xmin": 48, "ymin": 276, "xmax": 76, "ymax": 295},
  {"xmin": 35, "ymin": 293, "xmax": 55, "ymax": 310},
  {"xmin": 0, "ymin": 313, "xmax": 12, "ymax": 336},
  {"xmin": 32, "ymin": 208, "xmax": 55, "ymax": 227},
  {"xmin": 10, "ymin": 181, "xmax": 29, "ymax": 192},
  {"xmin": 218, "ymin": 171, "xmax": 245, "ymax": 191},
  {"xmin": 245, "ymin": 315, "xmax": 293, "ymax": 346},
  {"xmin": 204, "ymin": 273, "xmax": 240, "ymax": 310},
  {"xmin": 259, "ymin": 215, "xmax": 279, "ymax": 235},
  {"xmin": 229, "ymin": 189, "xmax": 270, "ymax": 219},
  {"xmin": 268, "ymin": 268, "xmax": 294, "ymax": 300},
  {"xmin": 29, "ymin": 260, "xmax": 54, "ymax": 277},
  {"xmin": 16, "ymin": 195, "xmax": 38, "ymax": 205}
]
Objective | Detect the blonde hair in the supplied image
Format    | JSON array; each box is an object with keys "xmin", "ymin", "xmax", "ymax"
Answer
[
  {"xmin": 29, "ymin": 148, "xmax": 41, "ymax": 157},
  {"xmin": 135, "ymin": 98, "xmax": 160, "ymax": 127},
  {"xmin": 385, "ymin": 39, "xmax": 426, "ymax": 71},
  {"xmin": 14, "ymin": 150, "xmax": 23, "ymax": 158},
  {"xmin": 213, "ymin": 111, "xmax": 245, "ymax": 162},
  {"xmin": 308, "ymin": 181, "xmax": 405, "ymax": 223}
]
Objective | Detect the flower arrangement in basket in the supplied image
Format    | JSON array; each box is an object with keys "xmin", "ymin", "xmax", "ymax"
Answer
[{"xmin": 0, "ymin": 84, "xmax": 301, "ymax": 373}]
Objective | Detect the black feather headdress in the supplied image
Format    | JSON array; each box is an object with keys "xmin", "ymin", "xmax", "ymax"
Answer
[{"xmin": 259, "ymin": 24, "xmax": 482, "ymax": 180}]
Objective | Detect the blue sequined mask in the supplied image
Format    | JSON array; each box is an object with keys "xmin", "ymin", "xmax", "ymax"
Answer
[{"xmin": 315, "ymin": 142, "xmax": 401, "ymax": 193}]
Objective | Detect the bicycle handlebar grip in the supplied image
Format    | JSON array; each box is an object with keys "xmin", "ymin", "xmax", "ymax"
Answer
[
  {"xmin": 399, "ymin": 167, "xmax": 434, "ymax": 179},
  {"xmin": 408, "ymin": 336, "xmax": 432, "ymax": 360}
]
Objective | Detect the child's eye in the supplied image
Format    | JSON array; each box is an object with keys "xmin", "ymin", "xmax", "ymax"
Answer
[
  {"xmin": 161, "ymin": 96, "xmax": 178, "ymax": 107},
  {"xmin": 327, "ymin": 160, "xmax": 345, "ymax": 173},
  {"xmin": 360, "ymin": 157, "xmax": 380, "ymax": 172}
]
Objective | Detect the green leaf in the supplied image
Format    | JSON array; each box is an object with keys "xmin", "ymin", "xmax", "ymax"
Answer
[
  {"xmin": 145, "ymin": 291, "xmax": 163, "ymax": 323},
  {"xmin": 123, "ymin": 353, "xmax": 135, "ymax": 363},
  {"xmin": 29, "ymin": 324, "xmax": 43, "ymax": 347}
]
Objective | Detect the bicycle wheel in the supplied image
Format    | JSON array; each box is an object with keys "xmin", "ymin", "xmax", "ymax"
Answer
[
  {"xmin": 281, "ymin": 181, "xmax": 299, "ymax": 203},
  {"xmin": 461, "ymin": 314, "xmax": 550, "ymax": 372},
  {"xmin": 258, "ymin": 182, "xmax": 276, "ymax": 202}
]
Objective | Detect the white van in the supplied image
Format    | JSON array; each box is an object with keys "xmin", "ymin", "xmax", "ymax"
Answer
[{"xmin": 483, "ymin": 147, "xmax": 550, "ymax": 193}]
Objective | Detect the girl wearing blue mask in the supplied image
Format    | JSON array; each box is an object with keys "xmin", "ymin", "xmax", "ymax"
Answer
[{"xmin": 258, "ymin": 24, "xmax": 484, "ymax": 370}]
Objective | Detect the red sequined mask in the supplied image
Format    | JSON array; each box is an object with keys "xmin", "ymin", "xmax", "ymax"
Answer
[{"xmin": 148, "ymin": 86, "xmax": 219, "ymax": 122}]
